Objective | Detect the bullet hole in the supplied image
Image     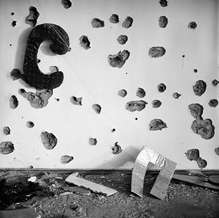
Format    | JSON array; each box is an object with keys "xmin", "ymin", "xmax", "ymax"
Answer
[
  {"xmin": 159, "ymin": 0, "xmax": 168, "ymax": 7},
  {"xmin": 193, "ymin": 80, "xmax": 206, "ymax": 96},
  {"xmin": 9, "ymin": 95, "xmax": 18, "ymax": 109},
  {"xmin": 117, "ymin": 35, "xmax": 128, "ymax": 45},
  {"xmin": 188, "ymin": 103, "xmax": 204, "ymax": 119},
  {"xmin": 196, "ymin": 157, "xmax": 207, "ymax": 169},
  {"xmin": 108, "ymin": 50, "xmax": 130, "ymax": 68},
  {"xmin": 0, "ymin": 141, "xmax": 14, "ymax": 154},
  {"xmin": 109, "ymin": 14, "xmax": 119, "ymax": 23},
  {"xmin": 111, "ymin": 128, "xmax": 116, "ymax": 132},
  {"xmin": 89, "ymin": 138, "xmax": 97, "ymax": 145},
  {"xmin": 125, "ymin": 100, "xmax": 147, "ymax": 112},
  {"xmin": 11, "ymin": 20, "xmax": 16, "ymax": 27},
  {"xmin": 182, "ymin": 54, "xmax": 185, "ymax": 58},
  {"xmin": 19, "ymin": 89, "xmax": 53, "ymax": 109},
  {"xmin": 70, "ymin": 96, "xmax": 82, "ymax": 106},
  {"xmin": 25, "ymin": 6, "xmax": 39, "ymax": 27},
  {"xmin": 136, "ymin": 87, "xmax": 146, "ymax": 98},
  {"xmin": 188, "ymin": 21, "xmax": 197, "ymax": 29},
  {"xmin": 26, "ymin": 121, "xmax": 34, "ymax": 128},
  {"xmin": 191, "ymin": 118, "xmax": 215, "ymax": 140},
  {"xmin": 149, "ymin": 47, "xmax": 166, "ymax": 58},
  {"xmin": 10, "ymin": 68, "xmax": 22, "ymax": 80},
  {"xmin": 61, "ymin": 0, "xmax": 72, "ymax": 9},
  {"xmin": 79, "ymin": 35, "xmax": 91, "ymax": 49},
  {"xmin": 11, "ymin": 12, "xmax": 15, "ymax": 16},
  {"xmin": 28, "ymin": 165, "xmax": 34, "ymax": 169},
  {"xmin": 55, "ymin": 98, "xmax": 60, "ymax": 102},
  {"xmin": 149, "ymin": 119, "xmax": 167, "ymax": 131},
  {"xmin": 208, "ymin": 99, "xmax": 218, "ymax": 107},
  {"xmin": 135, "ymin": 117, "xmax": 138, "ymax": 120},
  {"xmin": 212, "ymin": 79, "xmax": 219, "ymax": 86},
  {"xmin": 185, "ymin": 149, "xmax": 200, "ymax": 161},
  {"xmin": 159, "ymin": 16, "xmax": 168, "ymax": 28},
  {"xmin": 122, "ymin": 16, "xmax": 133, "ymax": 28},
  {"xmin": 172, "ymin": 92, "xmax": 181, "ymax": 99},
  {"xmin": 91, "ymin": 18, "xmax": 104, "ymax": 28},
  {"xmin": 40, "ymin": 131, "xmax": 57, "ymax": 150},
  {"xmin": 112, "ymin": 142, "xmax": 122, "ymax": 154},
  {"xmin": 118, "ymin": 89, "xmax": 127, "ymax": 97},
  {"xmin": 152, "ymin": 100, "xmax": 162, "ymax": 108},
  {"xmin": 37, "ymin": 59, "xmax": 41, "ymax": 63},
  {"xmin": 3, "ymin": 126, "xmax": 10, "ymax": 135},
  {"xmin": 193, "ymin": 69, "xmax": 198, "ymax": 73},
  {"xmin": 9, "ymin": 44, "xmax": 12, "ymax": 47},
  {"xmin": 60, "ymin": 155, "xmax": 73, "ymax": 164},
  {"xmin": 214, "ymin": 147, "xmax": 219, "ymax": 156},
  {"xmin": 157, "ymin": 83, "xmax": 166, "ymax": 92},
  {"xmin": 92, "ymin": 104, "xmax": 101, "ymax": 114}
]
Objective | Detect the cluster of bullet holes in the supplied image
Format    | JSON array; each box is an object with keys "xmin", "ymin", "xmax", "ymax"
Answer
[
  {"xmin": 185, "ymin": 149, "xmax": 207, "ymax": 169},
  {"xmin": 3, "ymin": 0, "xmax": 218, "ymax": 168}
]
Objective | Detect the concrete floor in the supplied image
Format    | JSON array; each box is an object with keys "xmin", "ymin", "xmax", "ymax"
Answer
[{"xmin": 0, "ymin": 170, "xmax": 219, "ymax": 218}]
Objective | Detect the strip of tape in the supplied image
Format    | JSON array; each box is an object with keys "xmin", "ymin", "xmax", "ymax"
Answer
[{"xmin": 131, "ymin": 147, "xmax": 177, "ymax": 199}]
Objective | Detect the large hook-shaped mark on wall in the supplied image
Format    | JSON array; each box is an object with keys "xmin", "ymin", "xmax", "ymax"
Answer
[{"xmin": 22, "ymin": 23, "xmax": 70, "ymax": 90}]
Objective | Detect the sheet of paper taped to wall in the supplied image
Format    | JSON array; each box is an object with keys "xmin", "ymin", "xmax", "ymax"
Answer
[{"xmin": 131, "ymin": 147, "xmax": 177, "ymax": 200}]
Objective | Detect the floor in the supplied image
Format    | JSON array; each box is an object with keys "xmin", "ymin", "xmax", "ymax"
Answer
[{"xmin": 0, "ymin": 170, "xmax": 219, "ymax": 218}]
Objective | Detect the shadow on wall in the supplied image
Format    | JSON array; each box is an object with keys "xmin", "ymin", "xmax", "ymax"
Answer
[{"xmin": 97, "ymin": 146, "xmax": 143, "ymax": 169}]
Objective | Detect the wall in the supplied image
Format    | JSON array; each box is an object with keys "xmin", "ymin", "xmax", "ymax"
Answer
[{"xmin": 0, "ymin": 0, "xmax": 218, "ymax": 169}]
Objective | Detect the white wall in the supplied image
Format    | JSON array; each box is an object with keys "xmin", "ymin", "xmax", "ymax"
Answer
[{"xmin": 0, "ymin": 0, "xmax": 218, "ymax": 169}]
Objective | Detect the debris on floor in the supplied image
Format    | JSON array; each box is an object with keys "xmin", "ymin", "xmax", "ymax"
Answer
[{"xmin": 65, "ymin": 173, "xmax": 118, "ymax": 196}]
